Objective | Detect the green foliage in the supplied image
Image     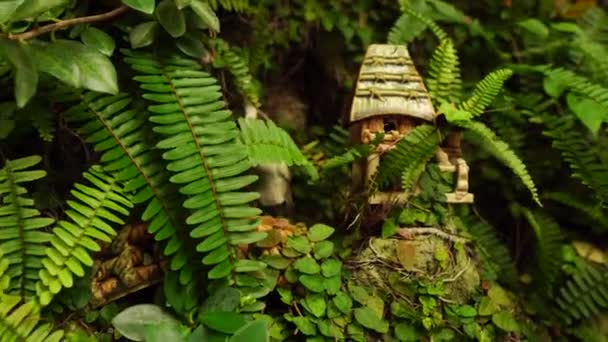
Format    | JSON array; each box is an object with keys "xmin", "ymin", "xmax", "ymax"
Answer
[
  {"xmin": 0, "ymin": 294, "xmax": 64, "ymax": 341},
  {"xmin": 376, "ymin": 125, "xmax": 440, "ymax": 189},
  {"xmin": 238, "ymin": 117, "xmax": 318, "ymax": 180},
  {"xmin": 62, "ymin": 91, "xmax": 198, "ymax": 287},
  {"xmin": 36, "ymin": 166, "xmax": 133, "ymax": 306},
  {"xmin": 459, "ymin": 121, "xmax": 540, "ymax": 205},
  {"xmin": 123, "ymin": 50, "xmax": 264, "ymax": 281},
  {"xmin": 0, "ymin": 155, "xmax": 54, "ymax": 300},
  {"xmin": 214, "ymin": 40, "xmax": 261, "ymax": 108},
  {"xmin": 458, "ymin": 69, "xmax": 513, "ymax": 118},
  {"xmin": 426, "ymin": 39, "xmax": 462, "ymax": 104},
  {"xmin": 553, "ymin": 262, "xmax": 608, "ymax": 325}
]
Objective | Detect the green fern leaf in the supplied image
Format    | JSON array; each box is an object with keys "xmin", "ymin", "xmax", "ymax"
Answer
[
  {"xmin": 459, "ymin": 121, "xmax": 540, "ymax": 205},
  {"xmin": 376, "ymin": 125, "xmax": 441, "ymax": 189},
  {"xmin": 543, "ymin": 116, "xmax": 608, "ymax": 207},
  {"xmin": 403, "ymin": 7, "xmax": 449, "ymax": 40},
  {"xmin": 426, "ymin": 39, "xmax": 462, "ymax": 104},
  {"xmin": 455, "ymin": 216, "xmax": 517, "ymax": 285},
  {"xmin": 0, "ymin": 294, "xmax": 64, "ymax": 341},
  {"xmin": 63, "ymin": 91, "xmax": 199, "ymax": 287},
  {"xmin": 0, "ymin": 155, "xmax": 54, "ymax": 299},
  {"xmin": 123, "ymin": 50, "xmax": 264, "ymax": 281},
  {"xmin": 36, "ymin": 166, "xmax": 132, "ymax": 306},
  {"xmin": 544, "ymin": 192, "xmax": 608, "ymax": 232},
  {"xmin": 459, "ymin": 69, "xmax": 513, "ymax": 117},
  {"xmin": 215, "ymin": 40, "xmax": 261, "ymax": 108},
  {"xmin": 0, "ymin": 248, "xmax": 10, "ymax": 293},
  {"xmin": 553, "ymin": 262, "xmax": 608, "ymax": 325},
  {"xmin": 238, "ymin": 117, "xmax": 318, "ymax": 180},
  {"xmin": 522, "ymin": 208, "xmax": 563, "ymax": 291}
]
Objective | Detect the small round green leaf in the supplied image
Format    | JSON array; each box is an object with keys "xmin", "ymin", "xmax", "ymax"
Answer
[
  {"xmin": 294, "ymin": 257, "xmax": 321, "ymax": 274},
  {"xmin": 304, "ymin": 294, "xmax": 326, "ymax": 318},
  {"xmin": 313, "ymin": 240, "xmax": 334, "ymax": 259},
  {"xmin": 299, "ymin": 274, "xmax": 324, "ymax": 293},
  {"xmin": 321, "ymin": 259, "xmax": 342, "ymax": 277},
  {"xmin": 353, "ymin": 307, "xmax": 389, "ymax": 334},
  {"xmin": 307, "ymin": 224, "xmax": 335, "ymax": 242},
  {"xmin": 332, "ymin": 292, "xmax": 352, "ymax": 314},
  {"xmin": 189, "ymin": 0, "xmax": 219, "ymax": 32},
  {"xmin": 287, "ymin": 235, "xmax": 311, "ymax": 254},
  {"xmin": 492, "ymin": 311, "xmax": 520, "ymax": 332}
]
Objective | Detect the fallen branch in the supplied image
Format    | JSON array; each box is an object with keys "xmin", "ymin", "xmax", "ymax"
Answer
[{"xmin": 3, "ymin": 5, "xmax": 128, "ymax": 41}]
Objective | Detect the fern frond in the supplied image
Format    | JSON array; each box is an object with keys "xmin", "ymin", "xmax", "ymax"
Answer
[
  {"xmin": 0, "ymin": 249, "xmax": 10, "ymax": 293},
  {"xmin": 123, "ymin": 50, "xmax": 265, "ymax": 281},
  {"xmin": 455, "ymin": 216, "xmax": 517, "ymax": 284},
  {"xmin": 63, "ymin": 91, "xmax": 198, "ymax": 286},
  {"xmin": 322, "ymin": 144, "xmax": 375, "ymax": 170},
  {"xmin": 459, "ymin": 121, "xmax": 540, "ymax": 205},
  {"xmin": 375, "ymin": 125, "xmax": 440, "ymax": 189},
  {"xmin": 522, "ymin": 208, "xmax": 564, "ymax": 291},
  {"xmin": 402, "ymin": 7, "xmax": 448, "ymax": 40},
  {"xmin": 543, "ymin": 116, "xmax": 608, "ymax": 207},
  {"xmin": 0, "ymin": 294, "xmax": 64, "ymax": 341},
  {"xmin": 387, "ymin": 13, "xmax": 429, "ymax": 44},
  {"xmin": 544, "ymin": 192, "xmax": 608, "ymax": 232},
  {"xmin": 553, "ymin": 262, "xmax": 608, "ymax": 325},
  {"xmin": 0, "ymin": 155, "xmax": 54, "ymax": 299},
  {"xmin": 459, "ymin": 69, "xmax": 513, "ymax": 117},
  {"xmin": 35, "ymin": 167, "xmax": 132, "ymax": 306},
  {"xmin": 238, "ymin": 117, "xmax": 318, "ymax": 180},
  {"xmin": 426, "ymin": 39, "xmax": 462, "ymax": 104},
  {"xmin": 215, "ymin": 40, "xmax": 261, "ymax": 108},
  {"xmin": 524, "ymin": 65, "xmax": 608, "ymax": 108}
]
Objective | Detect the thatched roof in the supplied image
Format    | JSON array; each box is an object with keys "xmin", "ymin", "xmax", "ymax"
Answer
[{"xmin": 349, "ymin": 44, "xmax": 436, "ymax": 123}]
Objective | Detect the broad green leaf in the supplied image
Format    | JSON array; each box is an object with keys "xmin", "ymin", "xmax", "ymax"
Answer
[
  {"xmin": 30, "ymin": 41, "xmax": 80, "ymax": 88},
  {"xmin": 492, "ymin": 311, "xmax": 520, "ymax": 332},
  {"xmin": 201, "ymin": 288, "xmax": 241, "ymax": 312},
  {"xmin": 304, "ymin": 294, "xmax": 326, "ymax": 317},
  {"xmin": 293, "ymin": 257, "xmax": 320, "ymax": 274},
  {"xmin": 543, "ymin": 76, "xmax": 566, "ymax": 98},
  {"xmin": 189, "ymin": 0, "xmax": 220, "ymax": 32},
  {"xmin": 0, "ymin": 0, "xmax": 25, "ymax": 24},
  {"xmin": 156, "ymin": 0, "xmax": 186, "ymax": 38},
  {"xmin": 176, "ymin": 34, "xmax": 208, "ymax": 58},
  {"xmin": 0, "ymin": 39, "xmax": 37, "ymax": 108},
  {"xmin": 487, "ymin": 285, "xmax": 512, "ymax": 307},
  {"xmin": 200, "ymin": 312, "xmax": 247, "ymax": 334},
  {"xmin": 394, "ymin": 324, "xmax": 420, "ymax": 341},
  {"xmin": 53, "ymin": 40, "xmax": 118, "ymax": 94},
  {"xmin": 235, "ymin": 260, "xmax": 266, "ymax": 272},
  {"xmin": 81, "ymin": 27, "xmax": 115, "ymax": 56},
  {"xmin": 11, "ymin": 0, "xmax": 68, "ymax": 21},
  {"xmin": 551, "ymin": 22, "xmax": 584, "ymax": 35},
  {"xmin": 566, "ymin": 93, "xmax": 606, "ymax": 137},
  {"xmin": 130, "ymin": 21, "xmax": 159, "ymax": 49},
  {"xmin": 143, "ymin": 322, "xmax": 189, "ymax": 342},
  {"xmin": 260, "ymin": 255, "xmax": 291, "ymax": 269},
  {"xmin": 348, "ymin": 284, "xmax": 369, "ymax": 304},
  {"xmin": 0, "ymin": 118, "xmax": 14, "ymax": 139},
  {"xmin": 518, "ymin": 18, "xmax": 549, "ymax": 39},
  {"xmin": 122, "ymin": 0, "xmax": 156, "ymax": 14},
  {"xmin": 353, "ymin": 307, "xmax": 389, "ymax": 334},
  {"xmin": 307, "ymin": 223, "xmax": 335, "ymax": 241},
  {"xmin": 111, "ymin": 304, "xmax": 179, "ymax": 341},
  {"xmin": 229, "ymin": 320, "xmax": 269, "ymax": 342}
]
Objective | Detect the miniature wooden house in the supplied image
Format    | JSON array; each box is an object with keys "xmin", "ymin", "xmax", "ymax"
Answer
[{"xmin": 349, "ymin": 44, "xmax": 474, "ymax": 205}]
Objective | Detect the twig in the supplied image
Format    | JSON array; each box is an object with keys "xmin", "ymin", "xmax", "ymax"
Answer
[
  {"xmin": 3, "ymin": 6, "xmax": 128, "ymax": 41},
  {"xmin": 398, "ymin": 227, "xmax": 470, "ymax": 243}
]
